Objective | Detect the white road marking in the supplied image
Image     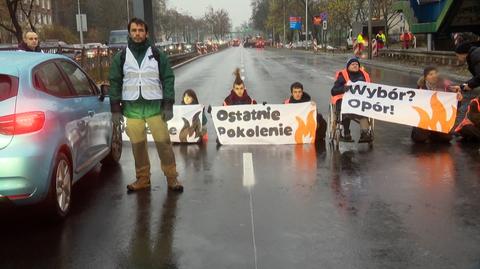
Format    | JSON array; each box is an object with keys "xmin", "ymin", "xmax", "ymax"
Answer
[
  {"xmin": 243, "ymin": 153, "xmax": 255, "ymax": 187},
  {"xmin": 242, "ymin": 152, "xmax": 258, "ymax": 269},
  {"xmin": 326, "ymin": 76, "xmax": 335, "ymax": 80}
]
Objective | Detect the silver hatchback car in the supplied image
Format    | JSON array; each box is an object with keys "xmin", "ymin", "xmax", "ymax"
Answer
[{"xmin": 0, "ymin": 52, "xmax": 122, "ymax": 218}]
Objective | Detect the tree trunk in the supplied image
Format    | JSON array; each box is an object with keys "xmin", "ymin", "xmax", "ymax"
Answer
[{"xmin": 6, "ymin": 0, "xmax": 24, "ymax": 42}]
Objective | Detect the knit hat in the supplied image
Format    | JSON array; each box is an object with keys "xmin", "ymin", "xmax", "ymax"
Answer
[{"xmin": 346, "ymin": 57, "xmax": 360, "ymax": 68}]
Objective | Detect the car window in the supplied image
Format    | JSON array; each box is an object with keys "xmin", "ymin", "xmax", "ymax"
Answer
[
  {"xmin": 33, "ymin": 62, "xmax": 71, "ymax": 97},
  {"xmin": 0, "ymin": 74, "xmax": 18, "ymax": 102},
  {"xmin": 58, "ymin": 61, "xmax": 95, "ymax": 96}
]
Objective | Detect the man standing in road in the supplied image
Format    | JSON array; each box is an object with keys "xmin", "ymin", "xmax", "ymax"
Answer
[
  {"xmin": 17, "ymin": 31, "xmax": 42, "ymax": 52},
  {"xmin": 109, "ymin": 18, "xmax": 183, "ymax": 192}
]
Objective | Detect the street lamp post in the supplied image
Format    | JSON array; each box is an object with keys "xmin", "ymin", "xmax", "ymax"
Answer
[
  {"xmin": 305, "ymin": 0, "xmax": 308, "ymax": 49},
  {"xmin": 127, "ymin": 0, "xmax": 130, "ymax": 22},
  {"xmin": 77, "ymin": 0, "xmax": 83, "ymax": 45},
  {"xmin": 273, "ymin": 0, "xmax": 275, "ymax": 44},
  {"xmin": 368, "ymin": 0, "xmax": 372, "ymax": 59},
  {"xmin": 283, "ymin": 0, "xmax": 286, "ymax": 46}
]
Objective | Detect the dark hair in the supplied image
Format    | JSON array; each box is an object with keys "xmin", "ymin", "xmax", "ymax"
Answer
[
  {"xmin": 423, "ymin": 66, "xmax": 437, "ymax": 78},
  {"xmin": 290, "ymin": 82, "xmax": 303, "ymax": 92},
  {"xmin": 233, "ymin": 68, "xmax": 244, "ymax": 87},
  {"xmin": 128, "ymin": 17, "xmax": 148, "ymax": 33},
  {"xmin": 181, "ymin": 89, "xmax": 199, "ymax": 105}
]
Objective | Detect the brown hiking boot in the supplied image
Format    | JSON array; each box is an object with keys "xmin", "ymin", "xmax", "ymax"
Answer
[
  {"xmin": 166, "ymin": 177, "xmax": 184, "ymax": 192},
  {"xmin": 127, "ymin": 178, "xmax": 151, "ymax": 191}
]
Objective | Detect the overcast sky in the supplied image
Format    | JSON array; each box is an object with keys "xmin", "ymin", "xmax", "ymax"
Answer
[{"xmin": 168, "ymin": 0, "xmax": 251, "ymax": 29}]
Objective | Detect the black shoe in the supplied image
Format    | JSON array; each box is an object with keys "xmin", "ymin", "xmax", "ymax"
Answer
[
  {"xmin": 340, "ymin": 133, "xmax": 354, "ymax": 142},
  {"xmin": 358, "ymin": 131, "xmax": 373, "ymax": 143}
]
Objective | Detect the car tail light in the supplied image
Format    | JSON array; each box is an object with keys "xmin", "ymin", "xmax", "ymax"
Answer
[
  {"xmin": 6, "ymin": 193, "xmax": 32, "ymax": 200},
  {"xmin": 0, "ymin": 111, "xmax": 45, "ymax": 135}
]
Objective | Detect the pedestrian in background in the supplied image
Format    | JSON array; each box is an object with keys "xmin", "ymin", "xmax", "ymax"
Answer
[
  {"xmin": 401, "ymin": 31, "xmax": 412, "ymax": 50},
  {"xmin": 375, "ymin": 30, "xmax": 386, "ymax": 50},
  {"xmin": 18, "ymin": 31, "xmax": 42, "ymax": 52},
  {"xmin": 356, "ymin": 32, "xmax": 365, "ymax": 53}
]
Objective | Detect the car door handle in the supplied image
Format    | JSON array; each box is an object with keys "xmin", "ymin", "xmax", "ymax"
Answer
[{"xmin": 88, "ymin": 110, "xmax": 95, "ymax": 117}]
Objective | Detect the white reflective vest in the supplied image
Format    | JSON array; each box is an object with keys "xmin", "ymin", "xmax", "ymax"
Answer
[{"xmin": 122, "ymin": 47, "xmax": 163, "ymax": 101}]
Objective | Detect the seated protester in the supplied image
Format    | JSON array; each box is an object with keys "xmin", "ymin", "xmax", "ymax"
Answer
[
  {"xmin": 331, "ymin": 58, "xmax": 372, "ymax": 143},
  {"xmin": 455, "ymin": 96, "xmax": 480, "ymax": 142},
  {"xmin": 284, "ymin": 82, "xmax": 327, "ymax": 140},
  {"xmin": 284, "ymin": 82, "xmax": 312, "ymax": 104},
  {"xmin": 412, "ymin": 66, "xmax": 462, "ymax": 143},
  {"xmin": 181, "ymin": 89, "xmax": 208, "ymax": 127},
  {"xmin": 224, "ymin": 68, "xmax": 257, "ymax": 106}
]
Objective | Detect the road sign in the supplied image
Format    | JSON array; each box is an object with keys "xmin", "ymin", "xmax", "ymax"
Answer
[
  {"xmin": 76, "ymin": 14, "xmax": 87, "ymax": 32},
  {"xmin": 323, "ymin": 21, "xmax": 328, "ymax": 31},
  {"xmin": 289, "ymin": 17, "xmax": 302, "ymax": 30},
  {"xmin": 320, "ymin": 12, "xmax": 328, "ymax": 21}
]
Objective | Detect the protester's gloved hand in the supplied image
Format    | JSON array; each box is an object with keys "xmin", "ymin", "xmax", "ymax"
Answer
[
  {"xmin": 110, "ymin": 101, "xmax": 123, "ymax": 126},
  {"xmin": 112, "ymin": 112, "xmax": 123, "ymax": 125},
  {"xmin": 207, "ymin": 105, "xmax": 212, "ymax": 114},
  {"xmin": 162, "ymin": 99, "xmax": 174, "ymax": 121}
]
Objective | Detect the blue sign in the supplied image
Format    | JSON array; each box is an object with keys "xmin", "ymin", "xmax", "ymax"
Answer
[
  {"xmin": 289, "ymin": 17, "xmax": 302, "ymax": 30},
  {"xmin": 320, "ymin": 12, "xmax": 328, "ymax": 21}
]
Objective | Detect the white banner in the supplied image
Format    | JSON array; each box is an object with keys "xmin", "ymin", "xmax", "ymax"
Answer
[
  {"xmin": 122, "ymin": 105, "xmax": 204, "ymax": 143},
  {"xmin": 341, "ymin": 81, "xmax": 458, "ymax": 133},
  {"xmin": 211, "ymin": 103, "xmax": 317, "ymax": 145},
  {"xmin": 167, "ymin": 105, "xmax": 204, "ymax": 143}
]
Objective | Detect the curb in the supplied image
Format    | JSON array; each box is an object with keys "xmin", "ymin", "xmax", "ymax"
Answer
[{"xmin": 172, "ymin": 49, "xmax": 227, "ymax": 70}]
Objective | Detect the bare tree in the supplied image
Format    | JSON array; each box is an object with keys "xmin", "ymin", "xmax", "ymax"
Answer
[
  {"xmin": 0, "ymin": 0, "xmax": 39, "ymax": 42},
  {"xmin": 204, "ymin": 6, "xmax": 231, "ymax": 41},
  {"xmin": 373, "ymin": 0, "xmax": 402, "ymax": 35}
]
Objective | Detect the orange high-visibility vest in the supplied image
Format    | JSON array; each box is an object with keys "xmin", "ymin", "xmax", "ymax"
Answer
[
  {"xmin": 331, "ymin": 69, "xmax": 371, "ymax": 104},
  {"xmin": 455, "ymin": 98, "xmax": 480, "ymax": 133}
]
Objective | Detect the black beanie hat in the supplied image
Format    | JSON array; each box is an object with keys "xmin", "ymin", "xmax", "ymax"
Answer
[
  {"xmin": 346, "ymin": 57, "xmax": 360, "ymax": 68},
  {"xmin": 455, "ymin": 42, "xmax": 472, "ymax": 54}
]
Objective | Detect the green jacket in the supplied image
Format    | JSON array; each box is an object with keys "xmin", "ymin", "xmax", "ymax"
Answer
[{"xmin": 109, "ymin": 37, "xmax": 175, "ymax": 119}]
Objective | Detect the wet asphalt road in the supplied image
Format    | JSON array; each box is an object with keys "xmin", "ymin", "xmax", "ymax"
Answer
[{"xmin": 1, "ymin": 47, "xmax": 480, "ymax": 269}]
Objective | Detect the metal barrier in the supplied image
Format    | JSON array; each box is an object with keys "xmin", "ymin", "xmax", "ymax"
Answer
[
  {"xmin": 379, "ymin": 49, "xmax": 461, "ymax": 66},
  {"xmin": 0, "ymin": 44, "xmax": 229, "ymax": 82}
]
